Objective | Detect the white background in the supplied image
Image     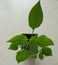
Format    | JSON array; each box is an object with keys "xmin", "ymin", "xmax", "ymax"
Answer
[{"xmin": 0, "ymin": 0, "xmax": 58, "ymax": 65}]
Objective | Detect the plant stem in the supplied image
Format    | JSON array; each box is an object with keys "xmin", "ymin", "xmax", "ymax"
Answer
[{"xmin": 31, "ymin": 29, "xmax": 34, "ymax": 37}]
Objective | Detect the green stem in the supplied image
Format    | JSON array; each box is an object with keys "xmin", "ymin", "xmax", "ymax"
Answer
[{"xmin": 31, "ymin": 29, "xmax": 34, "ymax": 37}]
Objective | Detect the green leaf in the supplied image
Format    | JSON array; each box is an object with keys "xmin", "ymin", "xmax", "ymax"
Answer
[
  {"xmin": 39, "ymin": 52, "xmax": 44, "ymax": 60},
  {"xmin": 28, "ymin": 35, "xmax": 38, "ymax": 55},
  {"xmin": 29, "ymin": 0, "xmax": 43, "ymax": 30},
  {"xmin": 8, "ymin": 44, "xmax": 18, "ymax": 50},
  {"xmin": 42, "ymin": 47, "xmax": 52, "ymax": 56},
  {"xmin": 16, "ymin": 49, "xmax": 30, "ymax": 63},
  {"xmin": 7, "ymin": 34, "xmax": 28, "ymax": 46},
  {"xmin": 31, "ymin": 55, "xmax": 37, "ymax": 59},
  {"xmin": 37, "ymin": 35, "xmax": 54, "ymax": 47}
]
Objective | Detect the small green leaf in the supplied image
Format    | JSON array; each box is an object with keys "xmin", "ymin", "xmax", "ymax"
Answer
[
  {"xmin": 29, "ymin": 0, "xmax": 43, "ymax": 30},
  {"xmin": 39, "ymin": 52, "xmax": 44, "ymax": 60},
  {"xmin": 8, "ymin": 44, "xmax": 18, "ymax": 50},
  {"xmin": 42, "ymin": 47, "xmax": 52, "ymax": 56},
  {"xmin": 16, "ymin": 49, "xmax": 30, "ymax": 63},
  {"xmin": 28, "ymin": 35, "xmax": 38, "ymax": 55},
  {"xmin": 37, "ymin": 35, "xmax": 54, "ymax": 47},
  {"xmin": 7, "ymin": 34, "xmax": 27, "ymax": 46},
  {"xmin": 31, "ymin": 55, "xmax": 37, "ymax": 59}
]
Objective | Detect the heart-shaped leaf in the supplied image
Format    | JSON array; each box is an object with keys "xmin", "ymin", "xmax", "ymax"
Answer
[
  {"xmin": 42, "ymin": 47, "xmax": 52, "ymax": 56},
  {"xmin": 16, "ymin": 49, "xmax": 30, "ymax": 63},
  {"xmin": 7, "ymin": 34, "xmax": 28, "ymax": 46},
  {"xmin": 37, "ymin": 35, "xmax": 54, "ymax": 47},
  {"xmin": 29, "ymin": 0, "xmax": 43, "ymax": 30}
]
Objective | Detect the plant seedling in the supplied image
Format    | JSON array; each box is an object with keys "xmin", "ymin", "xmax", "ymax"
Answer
[{"xmin": 7, "ymin": 0, "xmax": 54, "ymax": 63}]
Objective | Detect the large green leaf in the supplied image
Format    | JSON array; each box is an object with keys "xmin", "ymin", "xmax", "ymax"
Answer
[
  {"xmin": 8, "ymin": 44, "xmax": 18, "ymax": 50},
  {"xmin": 37, "ymin": 35, "xmax": 54, "ymax": 47},
  {"xmin": 16, "ymin": 49, "xmax": 30, "ymax": 63},
  {"xmin": 7, "ymin": 34, "xmax": 28, "ymax": 46},
  {"xmin": 42, "ymin": 47, "xmax": 52, "ymax": 56},
  {"xmin": 29, "ymin": 0, "xmax": 43, "ymax": 30},
  {"xmin": 28, "ymin": 35, "xmax": 38, "ymax": 55}
]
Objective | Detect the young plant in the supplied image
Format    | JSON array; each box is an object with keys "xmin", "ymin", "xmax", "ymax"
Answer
[{"xmin": 7, "ymin": 0, "xmax": 54, "ymax": 63}]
